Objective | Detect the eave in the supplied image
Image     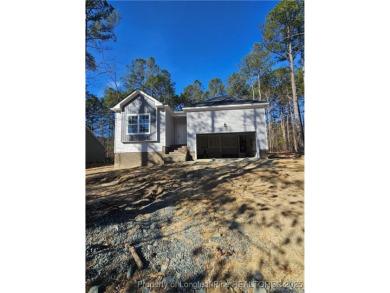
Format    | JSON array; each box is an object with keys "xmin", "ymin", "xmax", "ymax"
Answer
[
  {"xmin": 182, "ymin": 103, "xmax": 269, "ymax": 112},
  {"xmin": 110, "ymin": 89, "xmax": 163, "ymax": 112}
]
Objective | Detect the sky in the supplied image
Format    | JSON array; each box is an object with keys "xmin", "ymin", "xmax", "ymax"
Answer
[{"xmin": 88, "ymin": 0, "xmax": 278, "ymax": 97}]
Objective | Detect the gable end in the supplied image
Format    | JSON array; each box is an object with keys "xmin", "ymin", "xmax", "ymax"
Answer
[{"xmin": 120, "ymin": 94, "xmax": 159, "ymax": 142}]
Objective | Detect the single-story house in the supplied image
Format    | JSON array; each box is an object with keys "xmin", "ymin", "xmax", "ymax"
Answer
[
  {"xmin": 86, "ymin": 125, "xmax": 106, "ymax": 163},
  {"xmin": 110, "ymin": 89, "xmax": 268, "ymax": 167}
]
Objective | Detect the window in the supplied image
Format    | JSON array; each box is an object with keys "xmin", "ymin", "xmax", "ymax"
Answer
[
  {"xmin": 127, "ymin": 114, "xmax": 150, "ymax": 134},
  {"xmin": 128, "ymin": 115, "xmax": 138, "ymax": 134},
  {"xmin": 139, "ymin": 114, "xmax": 150, "ymax": 133}
]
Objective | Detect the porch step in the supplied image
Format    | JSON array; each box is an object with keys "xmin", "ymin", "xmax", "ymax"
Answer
[
  {"xmin": 163, "ymin": 145, "xmax": 189, "ymax": 163},
  {"xmin": 167, "ymin": 145, "xmax": 186, "ymax": 152},
  {"xmin": 172, "ymin": 148, "xmax": 188, "ymax": 154},
  {"xmin": 163, "ymin": 154, "xmax": 188, "ymax": 163}
]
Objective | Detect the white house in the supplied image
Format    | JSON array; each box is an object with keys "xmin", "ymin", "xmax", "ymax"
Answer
[{"xmin": 110, "ymin": 90, "xmax": 268, "ymax": 167}]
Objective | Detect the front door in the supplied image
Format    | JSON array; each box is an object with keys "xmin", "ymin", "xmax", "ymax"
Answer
[{"xmin": 175, "ymin": 118, "xmax": 187, "ymax": 145}]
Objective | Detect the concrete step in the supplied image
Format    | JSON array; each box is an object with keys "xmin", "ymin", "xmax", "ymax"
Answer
[
  {"xmin": 172, "ymin": 150, "xmax": 187, "ymax": 154},
  {"xmin": 163, "ymin": 155, "xmax": 187, "ymax": 163},
  {"xmin": 167, "ymin": 145, "xmax": 187, "ymax": 153},
  {"xmin": 163, "ymin": 150, "xmax": 188, "ymax": 163},
  {"xmin": 168, "ymin": 146, "xmax": 188, "ymax": 155}
]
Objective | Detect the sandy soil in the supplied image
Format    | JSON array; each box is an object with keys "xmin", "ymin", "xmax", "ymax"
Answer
[{"xmin": 86, "ymin": 156, "xmax": 304, "ymax": 292}]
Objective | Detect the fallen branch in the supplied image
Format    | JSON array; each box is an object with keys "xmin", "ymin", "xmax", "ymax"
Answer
[{"xmin": 125, "ymin": 244, "xmax": 144, "ymax": 270}]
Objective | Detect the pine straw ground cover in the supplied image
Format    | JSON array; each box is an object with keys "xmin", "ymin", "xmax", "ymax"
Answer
[{"xmin": 86, "ymin": 157, "xmax": 304, "ymax": 293}]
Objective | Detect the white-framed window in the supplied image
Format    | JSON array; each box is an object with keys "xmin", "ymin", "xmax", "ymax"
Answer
[{"xmin": 127, "ymin": 113, "xmax": 150, "ymax": 134}]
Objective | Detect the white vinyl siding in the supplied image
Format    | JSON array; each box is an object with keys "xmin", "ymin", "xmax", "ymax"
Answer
[
  {"xmin": 121, "ymin": 94, "xmax": 157, "ymax": 142},
  {"xmin": 114, "ymin": 108, "xmax": 166, "ymax": 153},
  {"xmin": 186, "ymin": 107, "xmax": 268, "ymax": 158}
]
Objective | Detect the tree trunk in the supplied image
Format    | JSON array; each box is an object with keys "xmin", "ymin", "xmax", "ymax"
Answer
[
  {"xmin": 268, "ymin": 118, "xmax": 272, "ymax": 152},
  {"xmin": 290, "ymin": 110, "xmax": 298, "ymax": 152},
  {"xmin": 251, "ymin": 76, "xmax": 255, "ymax": 100},
  {"xmin": 265, "ymin": 98, "xmax": 272, "ymax": 152},
  {"xmin": 297, "ymin": 100, "xmax": 304, "ymax": 138},
  {"xmin": 287, "ymin": 27, "xmax": 304, "ymax": 153},
  {"xmin": 286, "ymin": 115, "xmax": 291, "ymax": 152},
  {"xmin": 100, "ymin": 118, "xmax": 104, "ymax": 141},
  {"xmin": 257, "ymin": 73, "xmax": 262, "ymax": 101},
  {"xmin": 280, "ymin": 113, "xmax": 287, "ymax": 151}
]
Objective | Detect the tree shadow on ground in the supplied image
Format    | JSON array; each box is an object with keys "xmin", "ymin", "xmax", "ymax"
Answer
[
  {"xmin": 86, "ymin": 159, "xmax": 273, "ymax": 228},
  {"xmin": 86, "ymin": 157, "xmax": 304, "ymax": 292}
]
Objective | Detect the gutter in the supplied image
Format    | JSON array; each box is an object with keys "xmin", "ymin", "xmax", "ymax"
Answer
[
  {"xmin": 182, "ymin": 103, "xmax": 269, "ymax": 111},
  {"xmin": 111, "ymin": 103, "xmax": 268, "ymax": 114}
]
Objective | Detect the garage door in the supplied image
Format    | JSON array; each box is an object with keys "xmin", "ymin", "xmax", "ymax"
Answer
[{"xmin": 196, "ymin": 132, "xmax": 256, "ymax": 159}]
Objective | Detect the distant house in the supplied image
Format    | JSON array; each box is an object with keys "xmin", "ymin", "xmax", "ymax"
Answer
[
  {"xmin": 110, "ymin": 89, "xmax": 268, "ymax": 167},
  {"xmin": 86, "ymin": 126, "xmax": 106, "ymax": 163}
]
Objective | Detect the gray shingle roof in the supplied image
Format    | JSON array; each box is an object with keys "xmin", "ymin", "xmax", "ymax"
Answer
[{"xmin": 187, "ymin": 96, "xmax": 267, "ymax": 107}]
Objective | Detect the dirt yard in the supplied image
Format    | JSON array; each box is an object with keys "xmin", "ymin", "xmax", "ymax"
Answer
[{"xmin": 86, "ymin": 156, "xmax": 304, "ymax": 293}]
